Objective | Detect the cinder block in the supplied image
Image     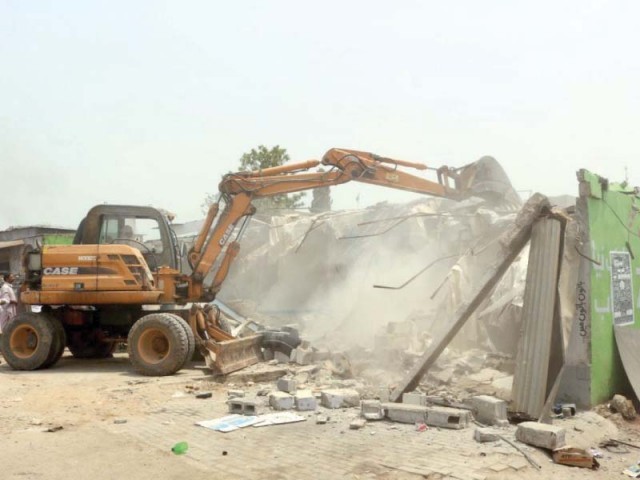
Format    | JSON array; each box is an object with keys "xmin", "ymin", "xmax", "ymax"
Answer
[
  {"xmin": 227, "ymin": 399, "xmax": 244, "ymax": 414},
  {"xmin": 468, "ymin": 395, "xmax": 507, "ymax": 426},
  {"xmin": 277, "ymin": 377, "xmax": 297, "ymax": 393},
  {"xmin": 320, "ymin": 389, "xmax": 360, "ymax": 409},
  {"xmin": 242, "ymin": 399, "xmax": 258, "ymax": 415},
  {"xmin": 425, "ymin": 406, "xmax": 471, "ymax": 429},
  {"xmin": 294, "ymin": 390, "xmax": 317, "ymax": 411},
  {"xmin": 515, "ymin": 421, "xmax": 566, "ymax": 450},
  {"xmin": 269, "ymin": 391, "xmax": 294, "ymax": 410},
  {"xmin": 402, "ymin": 392, "xmax": 428, "ymax": 406},
  {"xmin": 361, "ymin": 400, "xmax": 385, "ymax": 420},
  {"xmin": 474, "ymin": 427, "xmax": 500, "ymax": 443},
  {"xmin": 382, "ymin": 403, "xmax": 427, "ymax": 424}
]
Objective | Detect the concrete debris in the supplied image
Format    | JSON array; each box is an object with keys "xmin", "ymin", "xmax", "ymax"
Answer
[
  {"xmin": 316, "ymin": 415, "xmax": 329, "ymax": 425},
  {"xmin": 424, "ymin": 406, "xmax": 471, "ymax": 430},
  {"xmin": 467, "ymin": 395, "xmax": 508, "ymax": 426},
  {"xmin": 552, "ymin": 447, "xmax": 599, "ymax": 469},
  {"xmin": 269, "ymin": 392, "xmax": 294, "ymax": 410},
  {"xmin": 227, "ymin": 390, "xmax": 245, "ymax": 399},
  {"xmin": 515, "ymin": 421, "xmax": 566, "ymax": 450},
  {"xmin": 227, "ymin": 398, "xmax": 258, "ymax": 415},
  {"xmin": 349, "ymin": 418, "xmax": 367, "ymax": 430},
  {"xmin": 274, "ymin": 351, "xmax": 290, "ymax": 364},
  {"xmin": 610, "ymin": 394, "xmax": 637, "ymax": 420},
  {"xmin": 382, "ymin": 403, "xmax": 427, "ymax": 424},
  {"xmin": 277, "ymin": 377, "xmax": 297, "ymax": 393},
  {"xmin": 294, "ymin": 390, "xmax": 317, "ymax": 411},
  {"xmin": 320, "ymin": 389, "xmax": 360, "ymax": 409},
  {"xmin": 360, "ymin": 400, "xmax": 385, "ymax": 420},
  {"xmin": 474, "ymin": 427, "xmax": 500, "ymax": 443}
]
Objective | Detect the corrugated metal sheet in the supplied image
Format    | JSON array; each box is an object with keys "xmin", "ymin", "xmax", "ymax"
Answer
[{"xmin": 512, "ymin": 217, "xmax": 563, "ymax": 418}]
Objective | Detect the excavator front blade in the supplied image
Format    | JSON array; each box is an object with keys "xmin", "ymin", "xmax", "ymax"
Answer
[{"xmin": 201, "ymin": 334, "xmax": 263, "ymax": 375}]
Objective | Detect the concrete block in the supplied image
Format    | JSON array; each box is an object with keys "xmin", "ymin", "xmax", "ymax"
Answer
[
  {"xmin": 320, "ymin": 389, "xmax": 360, "ymax": 409},
  {"xmin": 425, "ymin": 406, "xmax": 471, "ymax": 429},
  {"xmin": 294, "ymin": 390, "xmax": 317, "ymax": 411},
  {"xmin": 468, "ymin": 395, "xmax": 508, "ymax": 426},
  {"xmin": 277, "ymin": 377, "xmax": 297, "ymax": 393},
  {"xmin": 361, "ymin": 400, "xmax": 385, "ymax": 420},
  {"xmin": 350, "ymin": 418, "xmax": 367, "ymax": 430},
  {"xmin": 262, "ymin": 348, "xmax": 274, "ymax": 361},
  {"xmin": 474, "ymin": 427, "xmax": 500, "ymax": 443},
  {"xmin": 227, "ymin": 390, "xmax": 245, "ymax": 399},
  {"xmin": 515, "ymin": 421, "xmax": 566, "ymax": 450},
  {"xmin": 382, "ymin": 403, "xmax": 427, "ymax": 424},
  {"xmin": 274, "ymin": 350, "xmax": 290, "ymax": 364},
  {"xmin": 241, "ymin": 399, "xmax": 258, "ymax": 415},
  {"xmin": 227, "ymin": 399, "xmax": 244, "ymax": 414},
  {"xmin": 294, "ymin": 348, "xmax": 315, "ymax": 365},
  {"xmin": 269, "ymin": 392, "xmax": 294, "ymax": 410},
  {"xmin": 289, "ymin": 348, "xmax": 298, "ymax": 361},
  {"xmin": 402, "ymin": 392, "xmax": 428, "ymax": 406}
]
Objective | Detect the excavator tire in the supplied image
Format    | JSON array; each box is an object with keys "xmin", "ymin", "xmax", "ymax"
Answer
[
  {"xmin": 128, "ymin": 313, "xmax": 190, "ymax": 376},
  {"xmin": 42, "ymin": 316, "xmax": 66, "ymax": 368},
  {"xmin": 154, "ymin": 313, "xmax": 195, "ymax": 369},
  {"xmin": 0, "ymin": 312, "xmax": 56, "ymax": 370},
  {"xmin": 67, "ymin": 329, "xmax": 116, "ymax": 359}
]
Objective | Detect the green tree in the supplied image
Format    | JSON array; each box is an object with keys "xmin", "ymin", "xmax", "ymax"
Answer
[{"xmin": 203, "ymin": 145, "xmax": 305, "ymax": 213}]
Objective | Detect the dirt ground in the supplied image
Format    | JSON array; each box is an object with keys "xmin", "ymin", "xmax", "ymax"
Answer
[{"xmin": 2, "ymin": 352, "xmax": 640, "ymax": 480}]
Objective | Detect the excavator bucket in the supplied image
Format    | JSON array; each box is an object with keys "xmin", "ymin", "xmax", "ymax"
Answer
[
  {"xmin": 454, "ymin": 156, "xmax": 522, "ymax": 206},
  {"xmin": 190, "ymin": 305, "xmax": 263, "ymax": 375},
  {"xmin": 201, "ymin": 335, "xmax": 263, "ymax": 375}
]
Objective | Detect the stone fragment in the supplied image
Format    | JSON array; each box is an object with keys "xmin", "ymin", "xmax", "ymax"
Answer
[
  {"xmin": 515, "ymin": 421, "xmax": 565, "ymax": 450},
  {"xmin": 320, "ymin": 389, "xmax": 360, "ymax": 409},
  {"xmin": 294, "ymin": 390, "xmax": 317, "ymax": 411},
  {"xmin": 350, "ymin": 418, "xmax": 367, "ymax": 430},
  {"xmin": 361, "ymin": 400, "xmax": 385, "ymax": 420},
  {"xmin": 294, "ymin": 348, "xmax": 315, "ymax": 365},
  {"xmin": 611, "ymin": 394, "xmax": 637, "ymax": 420},
  {"xmin": 269, "ymin": 392, "xmax": 294, "ymax": 410},
  {"xmin": 474, "ymin": 427, "xmax": 500, "ymax": 443},
  {"xmin": 468, "ymin": 395, "xmax": 508, "ymax": 426},
  {"xmin": 316, "ymin": 415, "xmax": 329, "ymax": 424}
]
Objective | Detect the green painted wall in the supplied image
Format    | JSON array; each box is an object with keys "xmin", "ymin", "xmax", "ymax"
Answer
[
  {"xmin": 583, "ymin": 171, "xmax": 640, "ymax": 404},
  {"xmin": 42, "ymin": 234, "xmax": 74, "ymax": 245}
]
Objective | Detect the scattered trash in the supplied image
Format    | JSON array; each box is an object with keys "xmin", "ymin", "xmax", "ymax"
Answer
[
  {"xmin": 624, "ymin": 464, "xmax": 640, "ymax": 478},
  {"xmin": 587, "ymin": 448, "xmax": 603, "ymax": 458},
  {"xmin": 45, "ymin": 426, "xmax": 63, "ymax": 433},
  {"xmin": 349, "ymin": 418, "xmax": 367, "ymax": 430},
  {"xmin": 197, "ymin": 415, "xmax": 259, "ymax": 433},
  {"xmin": 195, "ymin": 392, "xmax": 213, "ymax": 399},
  {"xmin": 113, "ymin": 419, "xmax": 127, "ymax": 424},
  {"xmin": 415, "ymin": 423, "xmax": 428, "ymax": 432},
  {"xmin": 253, "ymin": 412, "xmax": 306, "ymax": 427},
  {"xmin": 222, "ymin": 451, "xmax": 228, "ymax": 456},
  {"xmin": 171, "ymin": 441, "xmax": 189, "ymax": 455},
  {"xmin": 552, "ymin": 447, "xmax": 599, "ymax": 469}
]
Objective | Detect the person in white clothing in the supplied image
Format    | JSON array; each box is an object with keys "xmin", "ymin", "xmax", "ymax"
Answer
[{"xmin": 0, "ymin": 273, "xmax": 18, "ymax": 334}]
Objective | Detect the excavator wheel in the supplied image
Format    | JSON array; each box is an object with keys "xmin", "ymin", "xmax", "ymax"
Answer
[
  {"xmin": 42, "ymin": 316, "xmax": 66, "ymax": 368},
  {"xmin": 154, "ymin": 313, "xmax": 195, "ymax": 369},
  {"xmin": 0, "ymin": 312, "xmax": 56, "ymax": 370},
  {"xmin": 67, "ymin": 329, "xmax": 116, "ymax": 359},
  {"xmin": 127, "ymin": 313, "xmax": 190, "ymax": 376}
]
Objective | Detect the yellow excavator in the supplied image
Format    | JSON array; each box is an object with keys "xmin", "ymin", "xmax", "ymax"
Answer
[{"xmin": 1, "ymin": 148, "xmax": 514, "ymax": 375}]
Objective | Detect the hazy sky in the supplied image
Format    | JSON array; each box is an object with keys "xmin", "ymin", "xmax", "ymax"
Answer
[{"xmin": 1, "ymin": 1, "xmax": 639, "ymax": 229}]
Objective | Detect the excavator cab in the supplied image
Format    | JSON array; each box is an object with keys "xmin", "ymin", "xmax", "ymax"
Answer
[{"xmin": 73, "ymin": 205, "xmax": 181, "ymax": 272}]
